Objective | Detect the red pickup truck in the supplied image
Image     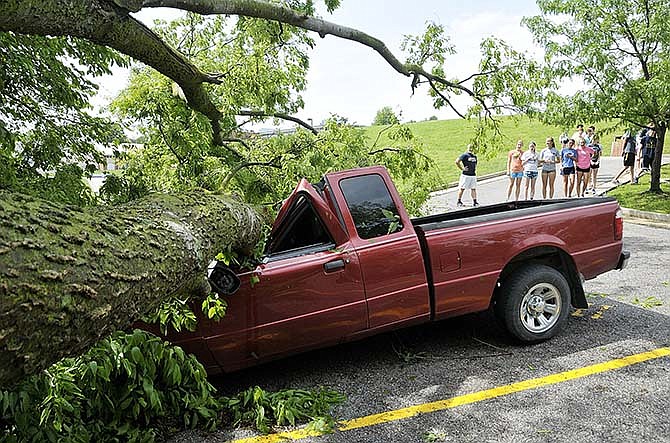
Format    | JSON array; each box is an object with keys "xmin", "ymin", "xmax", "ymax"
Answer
[{"xmin": 167, "ymin": 166, "xmax": 629, "ymax": 375}]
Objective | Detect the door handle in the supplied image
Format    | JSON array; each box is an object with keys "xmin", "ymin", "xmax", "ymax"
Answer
[{"xmin": 323, "ymin": 259, "xmax": 346, "ymax": 273}]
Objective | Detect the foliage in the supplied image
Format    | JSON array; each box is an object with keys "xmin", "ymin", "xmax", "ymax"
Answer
[
  {"xmin": 521, "ymin": 0, "xmax": 670, "ymax": 191},
  {"xmin": 16, "ymin": 163, "xmax": 97, "ymax": 207},
  {"xmin": 98, "ymin": 169, "xmax": 150, "ymax": 205},
  {"xmin": 0, "ymin": 32, "xmax": 127, "ymax": 204},
  {"xmin": 106, "ymin": 113, "xmax": 438, "ymax": 214},
  {"xmin": 373, "ymin": 106, "xmax": 400, "ymax": 126},
  {"xmin": 0, "ymin": 330, "xmax": 220, "ymax": 442},
  {"xmin": 606, "ymin": 164, "xmax": 669, "ymax": 213},
  {"xmin": 108, "ymin": 13, "xmax": 440, "ymax": 212},
  {"xmin": 397, "ymin": 21, "xmax": 549, "ymax": 152},
  {"xmin": 109, "ymin": 11, "xmax": 314, "ymax": 195},
  {"xmin": 221, "ymin": 386, "xmax": 345, "ymax": 434},
  {"xmin": 0, "ymin": 330, "xmax": 345, "ymax": 441},
  {"xmin": 631, "ymin": 296, "xmax": 663, "ymax": 309}
]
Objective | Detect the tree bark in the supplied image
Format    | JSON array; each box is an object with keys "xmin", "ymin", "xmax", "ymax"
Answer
[
  {"xmin": 649, "ymin": 124, "xmax": 665, "ymax": 193},
  {"xmin": 0, "ymin": 190, "xmax": 265, "ymax": 388}
]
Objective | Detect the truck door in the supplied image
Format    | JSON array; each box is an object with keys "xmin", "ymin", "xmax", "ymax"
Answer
[
  {"xmin": 329, "ymin": 170, "xmax": 430, "ymax": 329},
  {"xmin": 205, "ymin": 188, "xmax": 366, "ymax": 369}
]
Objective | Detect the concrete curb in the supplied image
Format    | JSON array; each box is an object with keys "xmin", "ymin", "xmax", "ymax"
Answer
[{"xmin": 621, "ymin": 207, "xmax": 670, "ymax": 222}]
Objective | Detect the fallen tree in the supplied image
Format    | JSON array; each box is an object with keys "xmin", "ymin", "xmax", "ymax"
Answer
[{"xmin": 0, "ymin": 190, "xmax": 264, "ymax": 387}]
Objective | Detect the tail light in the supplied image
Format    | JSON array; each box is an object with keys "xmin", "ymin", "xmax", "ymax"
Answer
[{"xmin": 614, "ymin": 208, "xmax": 624, "ymax": 241}]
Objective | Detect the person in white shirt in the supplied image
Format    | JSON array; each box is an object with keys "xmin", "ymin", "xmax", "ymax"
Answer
[
  {"xmin": 539, "ymin": 137, "xmax": 561, "ymax": 199},
  {"xmin": 521, "ymin": 141, "xmax": 539, "ymax": 200},
  {"xmin": 571, "ymin": 124, "xmax": 585, "ymax": 144}
]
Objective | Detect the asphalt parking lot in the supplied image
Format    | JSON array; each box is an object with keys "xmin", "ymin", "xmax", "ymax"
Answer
[{"xmin": 172, "ymin": 221, "xmax": 670, "ymax": 443}]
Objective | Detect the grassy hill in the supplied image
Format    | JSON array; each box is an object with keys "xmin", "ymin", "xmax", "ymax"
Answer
[{"xmin": 364, "ymin": 117, "xmax": 574, "ymax": 184}]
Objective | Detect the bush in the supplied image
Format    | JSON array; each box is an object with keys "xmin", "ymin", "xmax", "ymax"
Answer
[{"xmin": 0, "ymin": 330, "xmax": 345, "ymax": 442}]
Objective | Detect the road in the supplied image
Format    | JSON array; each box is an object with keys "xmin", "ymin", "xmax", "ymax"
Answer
[{"xmin": 171, "ymin": 220, "xmax": 670, "ymax": 443}]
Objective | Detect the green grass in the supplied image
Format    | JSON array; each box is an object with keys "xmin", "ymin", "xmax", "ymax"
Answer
[
  {"xmin": 363, "ymin": 116, "xmax": 670, "ymax": 213},
  {"xmin": 606, "ymin": 164, "xmax": 670, "ymax": 214},
  {"xmin": 364, "ymin": 116, "xmax": 567, "ymax": 184}
]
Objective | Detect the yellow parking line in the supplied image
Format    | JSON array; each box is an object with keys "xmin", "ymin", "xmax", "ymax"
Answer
[{"xmin": 231, "ymin": 347, "xmax": 670, "ymax": 443}]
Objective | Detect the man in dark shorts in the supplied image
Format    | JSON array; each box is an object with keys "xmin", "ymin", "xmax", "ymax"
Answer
[
  {"xmin": 613, "ymin": 130, "xmax": 637, "ymax": 184},
  {"xmin": 640, "ymin": 127, "xmax": 656, "ymax": 172}
]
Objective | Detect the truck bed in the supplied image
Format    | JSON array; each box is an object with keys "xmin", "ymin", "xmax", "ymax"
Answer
[
  {"xmin": 410, "ymin": 196, "xmax": 622, "ymax": 321},
  {"xmin": 412, "ymin": 197, "xmax": 615, "ymax": 231}
]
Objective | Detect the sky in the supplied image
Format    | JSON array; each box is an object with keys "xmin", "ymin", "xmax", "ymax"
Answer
[{"xmin": 93, "ymin": 0, "xmax": 542, "ymax": 128}]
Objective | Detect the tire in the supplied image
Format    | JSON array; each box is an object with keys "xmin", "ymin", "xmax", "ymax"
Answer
[{"xmin": 495, "ymin": 264, "xmax": 571, "ymax": 343}]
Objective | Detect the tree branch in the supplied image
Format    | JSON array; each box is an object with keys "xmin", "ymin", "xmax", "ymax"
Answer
[
  {"xmin": 157, "ymin": 114, "xmax": 187, "ymax": 164},
  {"xmin": 238, "ymin": 110, "xmax": 318, "ymax": 134},
  {"xmin": 427, "ymin": 79, "xmax": 467, "ymax": 119},
  {"xmin": 141, "ymin": 0, "xmax": 497, "ymax": 117},
  {"xmin": 367, "ymin": 147, "xmax": 432, "ymax": 162},
  {"xmin": 220, "ymin": 137, "xmax": 251, "ymax": 151},
  {"xmin": 221, "ymin": 156, "xmax": 282, "ymax": 189},
  {"xmin": 371, "ymin": 123, "xmax": 397, "ymax": 149}
]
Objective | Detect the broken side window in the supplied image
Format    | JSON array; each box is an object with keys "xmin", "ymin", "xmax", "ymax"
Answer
[{"xmin": 267, "ymin": 195, "xmax": 334, "ymax": 255}]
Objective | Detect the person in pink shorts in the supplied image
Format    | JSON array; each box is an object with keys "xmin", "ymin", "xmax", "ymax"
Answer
[{"xmin": 574, "ymin": 139, "xmax": 594, "ymax": 197}]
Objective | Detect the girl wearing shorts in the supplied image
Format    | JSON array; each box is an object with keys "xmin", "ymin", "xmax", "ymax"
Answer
[
  {"xmin": 613, "ymin": 130, "xmax": 637, "ymax": 185},
  {"xmin": 521, "ymin": 141, "xmax": 539, "ymax": 200},
  {"xmin": 575, "ymin": 139, "xmax": 594, "ymax": 197},
  {"xmin": 540, "ymin": 137, "xmax": 560, "ymax": 199},
  {"xmin": 560, "ymin": 139, "xmax": 577, "ymax": 197},
  {"xmin": 507, "ymin": 140, "xmax": 524, "ymax": 201}
]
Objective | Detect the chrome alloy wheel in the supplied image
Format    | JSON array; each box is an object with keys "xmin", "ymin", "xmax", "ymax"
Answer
[{"xmin": 519, "ymin": 282, "xmax": 562, "ymax": 333}]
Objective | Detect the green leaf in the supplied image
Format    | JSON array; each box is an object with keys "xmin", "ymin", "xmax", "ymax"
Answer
[
  {"xmin": 130, "ymin": 346, "xmax": 143, "ymax": 364},
  {"xmin": 250, "ymin": 274, "xmax": 260, "ymax": 287}
]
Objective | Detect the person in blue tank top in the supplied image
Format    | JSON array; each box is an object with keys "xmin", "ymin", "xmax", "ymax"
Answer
[{"xmin": 560, "ymin": 138, "xmax": 577, "ymax": 197}]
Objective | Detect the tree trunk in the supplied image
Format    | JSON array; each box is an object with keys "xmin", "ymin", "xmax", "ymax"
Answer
[
  {"xmin": 0, "ymin": 190, "xmax": 265, "ymax": 388},
  {"xmin": 649, "ymin": 124, "xmax": 665, "ymax": 193}
]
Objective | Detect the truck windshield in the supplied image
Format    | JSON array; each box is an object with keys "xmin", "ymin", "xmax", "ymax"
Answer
[
  {"xmin": 339, "ymin": 174, "xmax": 402, "ymax": 239},
  {"xmin": 267, "ymin": 195, "xmax": 333, "ymax": 255}
]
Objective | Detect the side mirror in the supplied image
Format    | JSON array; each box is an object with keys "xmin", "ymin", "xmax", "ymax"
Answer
[{"xmin": 207, "ymin": 260, "xmax": 241, "ymax": 295}]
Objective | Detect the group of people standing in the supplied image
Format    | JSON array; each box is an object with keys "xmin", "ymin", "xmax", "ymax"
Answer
[
  {"xmin": 454, "ymin": 122, "xmax": 660, "ymax": 208},
  {"xmin": 506, "ymin": 124, "xmax": 602, "ymax": 201},
  {"xmin": 453, "ymin": 124, "xmax": 607, "ymax": 208}
]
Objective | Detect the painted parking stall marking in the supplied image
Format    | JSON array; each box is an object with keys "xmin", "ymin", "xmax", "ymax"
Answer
[{"xmin": 232, "ymin": 347, "xmax": 670, "ymax": 443}]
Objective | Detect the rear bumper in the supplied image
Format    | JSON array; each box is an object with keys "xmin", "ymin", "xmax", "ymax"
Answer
[{"xmin": 616, "ymin": 250, "xmax": 631, "ymax": 270}]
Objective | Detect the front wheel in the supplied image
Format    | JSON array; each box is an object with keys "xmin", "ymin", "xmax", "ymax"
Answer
[{"xmin": 495, "ymin": 264, "xmax": 571, "ymax": 343}]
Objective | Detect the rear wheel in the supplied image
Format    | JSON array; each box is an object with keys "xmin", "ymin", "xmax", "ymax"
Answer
[{"xmin": 496, "ymin": 264, "xmax": 571, "ymax": 342}]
